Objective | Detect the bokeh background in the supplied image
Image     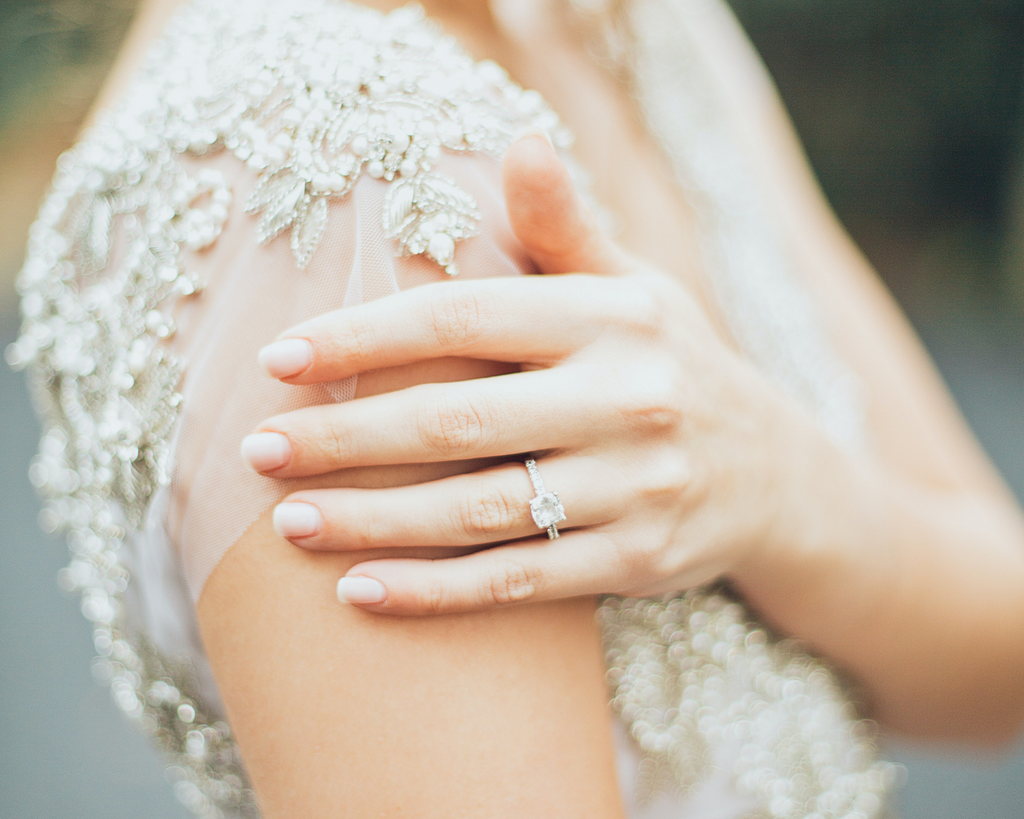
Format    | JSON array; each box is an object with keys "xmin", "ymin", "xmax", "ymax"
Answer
[{"xmin": 2, "ymin": 1, "xmax": 1023, "ymax": 816}]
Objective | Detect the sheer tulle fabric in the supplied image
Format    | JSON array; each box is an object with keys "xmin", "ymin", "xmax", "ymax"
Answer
[
  {"xmin": 164, "ymin": 152, "xmax": 532, "ymax": 601},
  {"xmin": 14, "ymin": 1, "xmax": 895, "ymax": 814},
  {"xmin": 139, "ymin": 88, "xmax": 758, "ymax": 819}
]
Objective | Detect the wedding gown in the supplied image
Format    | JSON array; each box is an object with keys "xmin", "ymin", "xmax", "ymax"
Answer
[{"xmin": 9, "ymin": 0, "xmax": 898, "ymax": 817}]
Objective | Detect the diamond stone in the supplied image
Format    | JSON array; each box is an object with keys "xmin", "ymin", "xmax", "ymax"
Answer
[{"xmin": 530, "ymin": 492, "xmax": 566, "ymax": 528}]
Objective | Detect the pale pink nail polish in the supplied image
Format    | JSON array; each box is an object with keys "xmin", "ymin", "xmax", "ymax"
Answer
[
  {"xmin": 240, "ymin": 432, "xmax": 292, "ymax": 472},
  {"xmin": 259, "ymin": 338, "xmax": 313, "ymax": 379},
  {"xmin": 273, "ymin": 502, "xmax": 322, "ymax": 538},
  {"xmin": 337, "ymin": 576, "xmax": 387, "ymax": 605}
]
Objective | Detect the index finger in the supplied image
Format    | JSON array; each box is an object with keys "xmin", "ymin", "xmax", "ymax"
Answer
[{"xmin": 258, "ymin": 274, "xmax": 647, "ymax": 383}]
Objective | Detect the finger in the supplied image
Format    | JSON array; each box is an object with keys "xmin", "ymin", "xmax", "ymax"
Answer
[
  {"xmin": 242, "ymin": 367, "xmax": 611, "ymax": 477},
  {"xmin": 334, "ymin": 529, "xmax": 626, "ymax": 614},
  {"xmin": 258, "ymin": 273, "xmax": 634, "ymax": 383},
  {"xmin": 503, "ymin": 129, "xmax": 634, "ymax": 277},
  {"xmin": 272, "ymin": 455, "xmax": 622, "ymax": 550}
]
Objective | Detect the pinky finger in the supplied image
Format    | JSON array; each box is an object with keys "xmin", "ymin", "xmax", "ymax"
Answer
[{"xmin": 335, "ymin": 532, "xmax": 622, "ymax": 616}]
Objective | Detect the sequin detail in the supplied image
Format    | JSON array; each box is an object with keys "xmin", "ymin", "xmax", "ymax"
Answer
[
  {"xmin": 10, "ymin": 0, "xmax": 899, "ymax": 817},
  {"xmin": 9, "ymin": 2, "xmax": 570, "ymax": 817},
  {"xmin": 7, "ymin": 124, "xmax": 253, "ymax": 817},
  {"xmin": 601, "ymin": 593, "xmax": 898, "ymax": 817},
  {"xmin": 166, "ymin": 1, "xmax": 570, "ymax": 273}
]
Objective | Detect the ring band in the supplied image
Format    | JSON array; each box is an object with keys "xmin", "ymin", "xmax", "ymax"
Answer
[{"xmin": 524, "ymin": 458, "xmax": 566, "ymax": 539}]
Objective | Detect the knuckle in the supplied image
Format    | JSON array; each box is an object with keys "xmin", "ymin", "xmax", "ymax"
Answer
[
  {"xmin": 607, "ymin": 283, "xmax": 663, "ymax": 336},
  {"xmin": 417, "ymin": 389, "xmax": 490, "ymax": 457},
  {"xmin": 620, "ymin": 370, "xmax": 685, "ymax": 432},
  {"xmin": 321, "ymin": 413, "xmax": 356, "ymax": 463},
  {"xmin": 428, "ymin": 285, "xmax": 488, "ymax": 352},
  {"xmin": 419, "ymin": 572, "xmax": 450, "ymax": 615},
  {"xmin": 643, "ymin": 455, "xmax": 693, "ymax": 502},
  {"xmin": 342, "ymin": 313, "xmax": 382, "ymax": 370},
  {"xmin": 456, "ymin": 482, "xmax": 520, "ymax": 538},
  {"xmin": 351, "ymin": 506, "xmax": 389, "ymax": 549},
  {"xmin": 616, "ymin": 531, "xmax": 663, "ymax": 585},
  {"xmin": 484, "ymin": 558, "xmax": 538, "ymax": 606}
]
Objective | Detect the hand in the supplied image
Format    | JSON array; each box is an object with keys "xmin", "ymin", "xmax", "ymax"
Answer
[{"xmin": 243, "ymin": 132, "xmax": 806, "ymax": 614}]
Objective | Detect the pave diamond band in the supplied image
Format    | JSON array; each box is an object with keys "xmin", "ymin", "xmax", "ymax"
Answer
[{"xmin": 524, "ymin": 458, "xmax": 566, "ymax": 539}]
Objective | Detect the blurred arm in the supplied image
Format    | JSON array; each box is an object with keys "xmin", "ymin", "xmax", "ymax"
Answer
[{"xmin": 700, "ymin": 0, "xmax": 1024, "ymax": 745}]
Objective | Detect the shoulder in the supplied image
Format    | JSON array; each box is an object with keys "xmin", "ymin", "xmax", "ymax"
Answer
[
  {"xmin": 11, "ymin": 0, "xmax": 571, "ymax": 603},
  {"xmin": 11, "ymin": 0, "xmax": 567, "ymax": 506}
]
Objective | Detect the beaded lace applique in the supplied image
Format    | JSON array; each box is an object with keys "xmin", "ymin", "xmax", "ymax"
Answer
[
  {"xmin": 172, "ymin": 1, "xmax": 570, "ymax": 272},
  {"xmin": 9, "ymin": 139, "xmax": 249, "ymax": 815},
  {"xmin": 9, "ymin": 2, "xmax": 569, "ymax": 817},
  {"xmin": 11, "ymin": 0, "xmax": 899, "ymax": 817}
]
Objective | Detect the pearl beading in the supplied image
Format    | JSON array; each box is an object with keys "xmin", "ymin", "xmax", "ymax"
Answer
[
  {"xmin": 9, "ymin": 2, "xmax": 570, "ymax": 816},
  {"xmin": 601, "ymin": 593, "xmax": 897, "ymax": 818},
  {"xmin": 587, "ymin": 0, "xmax": 898, "ymax": 815},
  {"xmin": 9, "ymin": 0, "xmax": 898, "ymax": 817},
  {"xmin": 171, "ymin": 1, "xmax": 571, "ymax": 272}
]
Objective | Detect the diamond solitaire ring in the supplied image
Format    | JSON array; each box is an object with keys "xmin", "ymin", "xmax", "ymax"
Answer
[{"xmin": 524, "ymin": 458, "xmax": 566, "ymax": 539}]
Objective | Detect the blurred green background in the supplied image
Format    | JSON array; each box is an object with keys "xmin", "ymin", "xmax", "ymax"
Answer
[{"xmin": 1, "ymin": 1, "xmax": 1023, "ymax": 817}]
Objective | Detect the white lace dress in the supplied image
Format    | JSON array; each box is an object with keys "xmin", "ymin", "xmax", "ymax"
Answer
[{"xmin": 9, "ymin": 1, "xmax": 897, "ymax": 817}]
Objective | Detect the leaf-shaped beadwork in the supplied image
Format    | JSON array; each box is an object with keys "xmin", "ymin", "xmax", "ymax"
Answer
[
  {"xmin": 10, "ymin": 3, "xmax": 896, "ymax": 819},
  {"xmin": 382, "ymin": 172, "xmax": 481, "ymax": 275},
  {"xmin": 384, "ymin": 179, "xmax": 417, "ymax": 234},
  {"xmin": 292, "ymin": 195, "xmax": 328, "ymax": 269},
  {"xmin": 10, "ymin": 4, "xmax": 571, "ymax": 816},
  {"xmin": 215, "ymin": 4, "xmax": 571, "ymax": 271},
  {"xmin": 249, "ymin": 172, "xmax": 307, "ymax": 244}
]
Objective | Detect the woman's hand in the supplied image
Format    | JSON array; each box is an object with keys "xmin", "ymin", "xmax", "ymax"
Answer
[
  {"xmin": 241, "ymin": 133, "xmax": 823, "ymax": 614},
  {"xmin": 239, "ymin": 130, "xmax": 1024, "ymax": 745}
]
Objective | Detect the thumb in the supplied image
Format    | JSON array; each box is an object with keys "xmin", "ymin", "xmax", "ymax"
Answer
[{"xmin": 502, "ymin": 128, "xmax": 631, "ymax": 276}]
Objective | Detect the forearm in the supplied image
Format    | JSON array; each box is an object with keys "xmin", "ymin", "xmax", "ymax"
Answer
[{"xmin": 732, "ymin": 411, "xmax": 1024, "ymax": 744}]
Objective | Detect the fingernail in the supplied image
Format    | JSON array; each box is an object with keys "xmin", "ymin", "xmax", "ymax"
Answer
[
  {"xmin": 273, "ymin": 502, "xmax": 322, "ymax": 538},
  {"xmin": 337, "ymin": 576, "xmax": 388, "ymax": 606},
  {"xmin": 240, "ymin": 432, "xmax": 292, "ymax": 472},
  {"xmin": 259, "ymin": 338, "xmax": 313, "ymax": 379},
  {"xmin": 510, "ymin": 125, "xmax": 554, "ymax": 150}
]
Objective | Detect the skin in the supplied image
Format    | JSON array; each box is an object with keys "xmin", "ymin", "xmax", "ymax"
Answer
[
  {"xmin": 85, "ymin": 0, "xmax": 1024, "ymax": 814},
  {"xmin": 91, "ymin": 2, "xmax": 629, "ymax": 817},
  {"xmin": 246, "ymin": 0, "xmax": 1024, "ymax": 746},
  {"xmin": 200, "ymin": 504, "xmax": 622, "ymax": 819}
]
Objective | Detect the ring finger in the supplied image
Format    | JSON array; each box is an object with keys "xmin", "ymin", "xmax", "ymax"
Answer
[{"xmin": 272, "ymin": 454, "xmax": 624, "ymax": 551}]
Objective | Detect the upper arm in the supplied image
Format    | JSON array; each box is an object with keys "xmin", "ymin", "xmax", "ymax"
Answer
[
  {"xmin": 197, "ymin": 506, "xmax": 622, "ymax": 818},
  {"xmin": 171, "ymin": 150, "xmax": 624, "ymax": 817}
]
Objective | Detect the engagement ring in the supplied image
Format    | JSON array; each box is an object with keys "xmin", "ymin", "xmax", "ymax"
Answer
[{"xmin": 524, "ymin": 458, "xmax": 566, "ymax": 539}]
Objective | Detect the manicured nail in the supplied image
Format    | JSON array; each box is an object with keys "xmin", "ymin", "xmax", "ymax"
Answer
[
  {"xmin": 337, "ymin": 576, "xmax": 387, "ymax": 606},
  {"xmin": 273, "ymin": 502, "xmax": 322, "ymax": 538},
  {"xmin": 259, "ymin": 338, "xmax": 313, "ymax": 379},
  {"xmin": 240, "ymin": 432, "xmax": 292, "ymax": 472},
  {"xmin": 510, "ymin": 125, "xmax": 554, "ymax": 150}
]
